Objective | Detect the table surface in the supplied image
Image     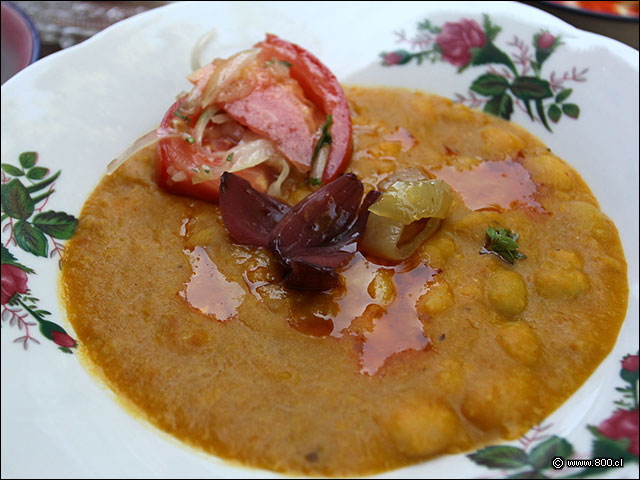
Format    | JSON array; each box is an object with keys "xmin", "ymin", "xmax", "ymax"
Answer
[{"xmin": 9, "ymin": 0, "xmax": 640, "ymax": 62}]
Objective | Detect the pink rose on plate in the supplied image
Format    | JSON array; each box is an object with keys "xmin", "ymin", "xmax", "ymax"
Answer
[
  {"xmin": 435, "ymin": 19, "xmax": 487, "ymax": 67},
  {"xmin": 598, "ymin": 408, "xmax": 639, "ymax": 456},
  {"xmin": 382, "ymin": 51, "xmax": 404, "ymax": 66},
  {"xmin": 381, "ymin": 50, "xmax": 412, "ymax": 66},
  {"xmin": 1, "ymin": 264, "xmax": 29, "ymax": 305},
  {"xmin": 52, "ymin": 330, "xmax": 77, "ymax": 349},
  {"xmin": 622, "ymin": 354, "xmax": 639, "ymax": 373},
  {"xmin": 537, "ymin": 32, "xmax": 556, "ymax": 50}
]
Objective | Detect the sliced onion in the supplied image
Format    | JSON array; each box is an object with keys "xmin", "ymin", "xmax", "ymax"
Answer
[
  {"xmin": 184, "ymin": 62, "xmax": 216, "ymax": 111},
  {"xmin": 264, "ymin": 58, "xmax": 291, "ymax": 79},
  {"xmin": 267, "ymin": 156, "xmax": 290, "ymax": 198},
  {"xmin": 210, "ymin": 113, "xmax": 231, "ymax": 124},
  {"xmin": 191, "ymin": 165, "xmax": 220, "ymax": 185},
  {"xmin": 228, "ymin": 139, "xmax": 277, "ymax": 173},
  {"xmin": 190, "ymin": 29, "xmax": 217, "ymax": 72},
  {"xmin": 200, "ymin": 48, "xmax": 260, "ymax": 108},
  {"xmin": 224, "ymin": 139, "xmax": 290, "ymax": 196},
  {"xmin": 171, "ymin": 171, "xmax": 188, "ymax": 183},
  {"xmin": 310, "ymin": 145, "xmax": 329, "ymax": 186},
  {"xmin": 106, "ymin": 129, "xmax": 160, "ymax": 175},
  {"xmin": 157, "ymin": 126, "xmax": 193, "ymax": 142},
  {"xmin": 192, "ymin": 107, "xmax": 220, "ymax": 144}
]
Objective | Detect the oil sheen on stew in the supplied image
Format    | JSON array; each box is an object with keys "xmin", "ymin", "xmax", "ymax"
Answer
[{"xmin": 61, "ymin": 87, "xmax": 628, "ymax": 477}]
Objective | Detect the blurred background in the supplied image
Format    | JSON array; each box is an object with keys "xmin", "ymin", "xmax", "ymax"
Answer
[{"xmin": 2, "ymin": 1, "xmax": 638, "ymax": 84}]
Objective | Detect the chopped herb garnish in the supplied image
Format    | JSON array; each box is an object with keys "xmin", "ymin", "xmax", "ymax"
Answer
[
  {"xmin": 310, "ymin": 177, "xmax": 322, "ymax": 186},
  {"xmin": 186, "ymin": 137, "xmax": 195, "ymax": 144},
  {"xmin": 264, "ymin": 58, "xmax": 292, "ymax": 68},
  {"xmin": 311, "ymin": 115, "xmax": 333, "ymax": 167},
  {"xmin": 480, "ymin": 227, "xmax": 527, "ymax": 264},
  {"xmin": 173, "ymin": 111, "xmax": 190, "ymax": 124},
  {"xmin": 226, "ymin": 153, "xmax": 234, "ymax": 162}
]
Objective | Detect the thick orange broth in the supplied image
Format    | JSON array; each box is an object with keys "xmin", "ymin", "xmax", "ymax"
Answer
[{"xmin": 61, "ymin": 87, "xmax": 628, "ymax": 476}]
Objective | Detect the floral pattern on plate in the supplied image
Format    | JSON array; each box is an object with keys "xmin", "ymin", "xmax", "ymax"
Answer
[
  {"xmin": 1, "ymin": 151, "xmax": 78, "ymax": 352},
  {"xmin": 468, "ymin": 351, "xmax": 639, "ymax": 478},
  {"xmin": 380, "ymin": 15, "xmax": 587, "ymax": 132},
  {"xmin": 0, "ymin": 2, "xmax": 637, "ymax": 477}
]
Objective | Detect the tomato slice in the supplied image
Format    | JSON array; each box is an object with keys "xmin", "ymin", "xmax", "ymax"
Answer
[
  {"xmin": 156, "ymin": 35, "xmax": 352, "ymax": 203},
  {"xmin": 224, "ymin": 82, "xmax": 316, "ymax": 173},
  {"xmin": 156, "ymin": 100, "xmax": 266, "ymax": 203},
  {"xmin": 256, "ymin": 34, "xmax": 352, "ymax": 183}
]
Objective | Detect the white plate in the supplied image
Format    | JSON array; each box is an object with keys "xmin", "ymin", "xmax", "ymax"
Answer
[{"xmin": 1, "ymin": 1, "xmax": 638, "ymax": 478}]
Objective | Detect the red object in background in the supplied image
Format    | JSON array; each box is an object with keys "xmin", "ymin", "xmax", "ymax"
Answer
[
  {"xmin": 548, "ymin": 1, "xmax": 639, "ymax": 17},
  {"xmin": 1, "ymin": 1, "xmax": 40, "ymax": 83}
]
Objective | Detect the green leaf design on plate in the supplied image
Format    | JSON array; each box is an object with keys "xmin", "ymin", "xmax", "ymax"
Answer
[
  {"xmin": 14, "ymin": 221, "xmax": 48, "ymax": 257},
  {"xmin": 548, "ymin": 103, "xmax": 562, "ymax": 123},
  {"xmin": 535, "ymin": 46, "xmax": 553, "ymax": 69},
  {"xmin": 0, "ymin": 245, "xmax": 35, "ymax": 273},
  {"xmin": 26, "ymin": 166, "xmax": 49, "ymax": 180},
  {"xmin": 1, "ymin": 245, "xmax": 19, "ymax": 264},
  {"xmin": 1, "ymin": 164, "xmax": 24, "ymax": 176},
  {"xmin": 469, "ymin": 41, "xmax": 518, "ymax": 76},
  {"xmin": 471, "ymin": 73, "xmax": 510, "ymax": 96},
  {"xmin": 393, "ymin": 49, "xmax": 413, "ymax": 65},
  {"xmin": 620, "ymin": 366, "xmax": 639, "ymax": 385},
  {"xmin": 535, "ymin": 99, "xmax": 552, "ymax": 132},
  {"xmin": 468, "ymin": 445, "xmax": 530, "ymax": 469},
  {"xmin": 587, "ymin": 426, "xmax": 635, "ymax": 461},
  {"xmin": 19, "ymin": 151, "xmax": 37, "ymax": 169},
  {"xmin": 510, "ymin": 76, "xmax": 554, "ymax": 100},
  {"xmin": 484, "ymin": 93, "xmax": 514, "ymax": 120},
  {"xmin": 26, "ymin": 170, "xmax": 60, "ymax": 194},
  {"xmin": 482, "ymin": 14, "xmax": 502, "ymax": 43},
  {"xmin": 527, "ymin": 435, "xmax": 573, "ymax": 471},
  {"xmin": 1, "ymin": 178, "xmax": 34, "ymax": 219},
  {"xmin": 562, "ymin": 103, "xmax": 580, "ymax": 119},
  {"xmin": 417, "ymin": 19, "xmax": 441, "ymax": 34},
  {"xmin": 555, "ymin": 88, "xmax": 572, "ymax": 103},
  {"xmin": 521, "ymin": 99, "xmax": 534, "ymax": 122},
  {"xmin": 37, "ymin": 318, "xmax": 67, "ymax": 341},
  {"xmin": 32, "ymin": 210, "xmax": 78, "ymax": 239},
  {"xmin": 508, "ymin": 470, "xmax": 546, "ymax": 479}
]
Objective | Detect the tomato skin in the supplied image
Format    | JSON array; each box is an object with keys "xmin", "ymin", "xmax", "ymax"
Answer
[
  {"xmin": 256, "ymin": 34, "xmax": 352, "ymax": 183},
  {"xmin": 156, "ymin": 100, "xmax": 224, "ymax": 202},
  {"xmin": 156, "ymin": 100, "xmax": 267, "ymax": 202},
  {"xmin": 224, "ymin": 82, "xmax": 315, "ymax": 172}
]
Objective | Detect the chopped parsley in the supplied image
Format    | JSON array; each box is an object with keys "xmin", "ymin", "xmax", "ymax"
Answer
[
  {"xmin": 311, "ymin": 115, "xmax": 333, "ymax": 165},
  {"xmin": 309, "ymin": 115, "xmax": 333, "ymax": 188},
  {"xmin": 264, "ymin": 58, "xmax": 292, "ymax": 68},
  {"xmin": 226, "ymin": 153, "xmax": 234, "ymax": 162},
  {"xmin": 186, "ymin": 137, "xmax": 195, "ymax": 144},
  {"xmin": 173, "ymin": 110, "xmax": 191, "ymax": 124},
  {"xmin": 480, "ymin": 227, "xmax": 527, "ymax": 264},
  {"xmin": 308, "ymin": 116, "xmax": 334, "ymax": 186}
]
